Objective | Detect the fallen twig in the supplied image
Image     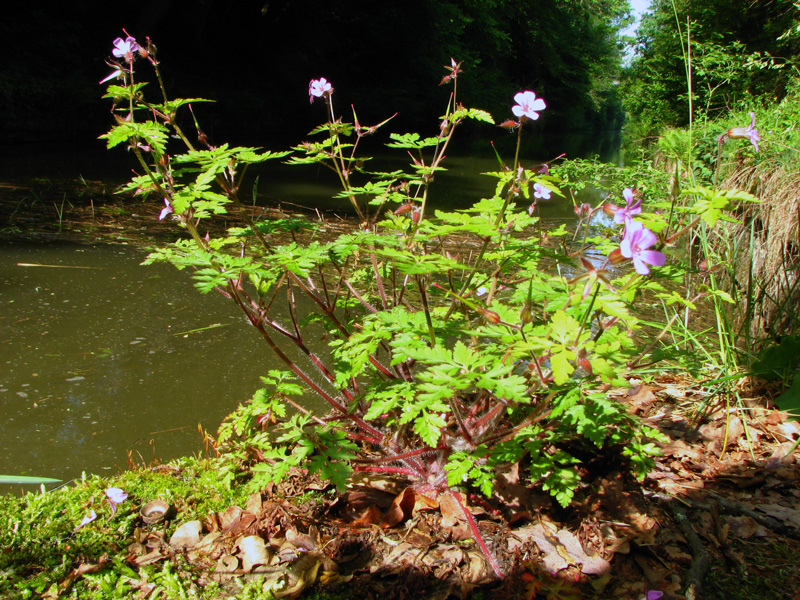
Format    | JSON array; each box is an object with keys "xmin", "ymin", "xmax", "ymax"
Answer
[{"xmin": 656, "ymin": 497, "xmax": 710, "ymax": 600}]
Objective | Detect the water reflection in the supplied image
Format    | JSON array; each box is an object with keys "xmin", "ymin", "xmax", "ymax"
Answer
[{"xmin": 1, "ymin": 242, "xmax": 283, "ymax": 488}]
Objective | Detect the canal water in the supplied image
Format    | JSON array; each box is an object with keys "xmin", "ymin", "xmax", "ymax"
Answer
[{"xmin": 1, "ymin": 242, "xmax": 286, "ymax": 488}]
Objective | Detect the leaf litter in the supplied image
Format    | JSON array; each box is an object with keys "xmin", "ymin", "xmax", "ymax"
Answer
[{"xmin": 49, "ymin": 373, "xmax": 800, "ymax": 599}]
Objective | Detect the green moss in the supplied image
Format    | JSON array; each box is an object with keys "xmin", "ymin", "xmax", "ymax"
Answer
[{"xmin": 0, "ymin": 456, "xmax": 251, "ymax": 599}]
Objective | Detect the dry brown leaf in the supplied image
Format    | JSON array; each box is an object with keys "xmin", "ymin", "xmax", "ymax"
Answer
[
  {"xmin": 376, "ymin": 541, "xmax": 422, "ymax": 571},
  {"xmin": 439, "ymin": 491, "xmax": 466, "ymax": 529},
  {"xmin": 350, "ymin": 504, "xmax": 383, "ymax": 527},
  {"xmin": 187, "ymin": 532, "xmax": 227, "ymax": 563},
  {"xmin": 661, "ymin": 438, "xmax": 704, "ymax": 461},
  {"xmin": 286, "ymin": 527, "xmax": 317, "ymax": 552},
  {"xmin": 492, "ymin": 462, "xmax": 536, "ymax": 522},
  {"xmin": 245, "ymin": 492, "xmax": 263, "ymax": 516},
  {"xmin": 464, "ymin": 548, "xmax": 493, "ymax": 583},
  {"xmin": 661, "ymin": 544, "xmax": 693, "ymax": 564},
  {"xmin": 348, "ymin": 471, "xmax": 405, "ymax": 494},
  {"xmin": 598, "ymin": 472, "xmax": 660, "ymax": 541},
  {"xmin": 775, "ymin": 420, "xmax": 800, "ymax": 443},
  {"xmin": 507, "ymin": 524, "xmax": 611, "ymax": 575},
  {"xmin": 169, "ymin": 520, "xmax": 203, "ymax": 550},
  {"xmin": 215, "ymin": 553, "xmax": 239, "ymax": 574},
  {"xmin": 380, "ymin": 486, "xmax": 439, "ymax": 528},
  {"xmin": 239, "ymin": 535, "xmax": 272, "ymax": 572},
  {"xmin": 218, "ymin": 506, "xmax": 243, "ymax": 531},
  {"xmin": 130, "ymin": 548, "xmax": 167, "ymax": 566},
  {"xmin": 627, "ymin": 384, "xmax": 658, "ymax": 414},
  {"xmin": 218, "ymin": 506, "xmax": 257, "ymax": 536},
  {"xmin": 725, "ymin": 515, "xmax": 768, "ymax": 539}
]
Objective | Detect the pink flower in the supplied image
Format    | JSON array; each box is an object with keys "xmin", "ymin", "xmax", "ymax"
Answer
[
  {"xmin": 726, "ymin": 111, "xmax": 760, "ymax": 152},
  {"xmin": 309, "ymin": 78, "xmax": 333, "ymax": 103},
  {"xmin": 159, "ymin": 198, "xmax": 173, "ymax": 221},
  {"xmin": 533, "ymin": 183, "xmax": 551, "ymax": 200},
  {"xmin": 105, "ymin": 487, "xmax": 128, "ymax": 518},
  {"xmin": 74, "ymin": 510, "xmax": 97, "ymax": 532},
  {"xmin": 512, "ymin": 91, "xmax": 546, "ymax": 121},
  {"xmin": 620, "ymin": 220, "xmax": 666, "ymax": 275},
  {"xmin": 613, "ymin": 187, "xmax": 642, "ymax": 224},
  {"xmin": 112, "ymin": 36, "xmax": 139, "ymax": 63}
]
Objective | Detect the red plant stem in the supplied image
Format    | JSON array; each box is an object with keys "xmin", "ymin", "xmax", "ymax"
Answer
[
  {"xmin": 281, "ymin": 397, "xmax": 380, "ymax": 444},
  {"xmin": 344, "ymin": 279, "xmax": 379, "ymax": 314},
  {"xmin": 353, "ymin": 447, "xmax": 434, "ymax": 463},
  {"xmin": 352, "ymin": 465, "xmax": 419, "ymax": 477},
  {"xmin": 286, "ymin": 266, "xmax": 397, "ymax": 382},
  {"xmin": 371, "ymin": 250, "xmax": 389, "ymax": 310},
  {"xmin": 449, "ymin": 397, "xmax": 474, "ymax": 446},
  {"xmin": 448, "ymin": 490, "xmax": 505, "ymax": 578},
  {"xmin": 472, "ymin": 401, "xmax": 505, "ymax": 433},
  {"xmin": 228, "ymin": 291, "xmax": 384, "ymax": 441}
]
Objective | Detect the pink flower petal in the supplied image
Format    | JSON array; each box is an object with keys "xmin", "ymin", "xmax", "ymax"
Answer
[
  {"xmin": 640, "ymin": 250, "xmax": 666, "ymax": 267},
  {"xmin": 74, "ymin": 510, "xmax": 97, "ymax": 531}
]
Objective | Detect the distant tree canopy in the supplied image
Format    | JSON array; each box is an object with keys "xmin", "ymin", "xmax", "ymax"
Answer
[
  {"xmin": 621, "ymin": 0, "xmax": 800, "ymax": 140},
  {"xmin": 1, "ymin": 0, "xmax": 632, "ymax": 151}
]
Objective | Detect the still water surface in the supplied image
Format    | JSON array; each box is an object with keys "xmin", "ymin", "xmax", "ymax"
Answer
[{"xmin": 1, "ymin": 242, "xmax": 285, "ymax": 487}]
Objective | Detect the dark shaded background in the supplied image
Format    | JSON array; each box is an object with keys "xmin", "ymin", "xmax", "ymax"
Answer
[{"xmin": 1, "ymin": 1, "xmax": 627, "ymax": 164}]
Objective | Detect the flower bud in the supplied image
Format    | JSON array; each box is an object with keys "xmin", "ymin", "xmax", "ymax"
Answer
[
  {"xmin": 481, "ymin": 309, "xmax": 501, "ymax": 325},
  {"xmin": 603, "ymin": 203, "xmax": 619, "ymax": 217},
  {"xmin": 608, "ymin": 248, "xmax": 626, "ymax": 264},
  {"xmin": 520, "ymin": 302, "xmax": 532, "ymax": 324}
]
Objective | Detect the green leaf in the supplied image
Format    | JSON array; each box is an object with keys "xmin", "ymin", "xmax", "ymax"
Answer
[
  {"xmin": 550, "ymin": 310, "xmax": 580, "ymax": 344},
  {"xmin": 775, "ymin": 376, "xmax": 800, "ymax": 420},
  {"xmin": 0, "ymin": 475, "xmax": 61, "ymax": 484},
  {"xmin": 550, "ymin": 349, "xmax": 576, "ymax": 385},
  {"xmin": 385, "ymin": 132, "xmax": 440, "ymax": 149},
  {"xmin": 683, "ymin": 186, "xmax": 760, "ymax": 227},
  {"xmin": 543, "ymin": 466, "xmax": 581, "ymax": 508},
  {"xmin": 450, "ymin": 107, "xmax": 495, "ymax": 124}
]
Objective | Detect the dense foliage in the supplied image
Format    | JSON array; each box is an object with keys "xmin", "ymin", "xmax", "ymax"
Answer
[
  {"xmin": 95, "ymin": 26, "xmax": 763, "ymax": 576},
  {"xmin": 621, "ymin": 0, "xmax": 800, "ymax": 143},
  {"xmin": 1, "ymin": 0, "xmax": 630, "ymax": 148}
]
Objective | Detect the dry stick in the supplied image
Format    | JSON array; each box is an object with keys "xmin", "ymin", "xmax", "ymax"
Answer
[
  {"xmin": 708, "ymin": 491, "xmax": 800, "ymax": 540},
  {"xmin": 662, "ymin": 500, "xmax": 709, "ymax": 600}
]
